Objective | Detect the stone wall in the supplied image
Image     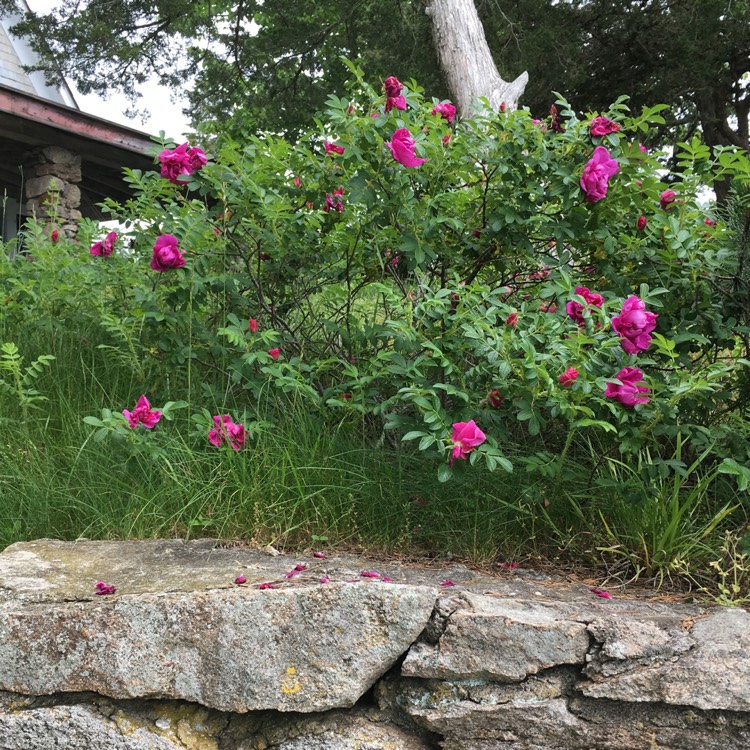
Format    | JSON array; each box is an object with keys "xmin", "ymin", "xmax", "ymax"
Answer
[
  {"xmin": 0, "ymin": 539, "xmax": 747, "ymax": 749},
  {"xmin": 23, "ymin": 145, "xmax": 82, "ymax": 237}
]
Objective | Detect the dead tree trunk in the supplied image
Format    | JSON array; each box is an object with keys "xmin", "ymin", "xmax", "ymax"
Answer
[{"xmin": 424, "ymin": 0, "xmax": 528, "ymax": 116}]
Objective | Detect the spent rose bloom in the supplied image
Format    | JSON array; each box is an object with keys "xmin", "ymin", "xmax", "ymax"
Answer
[
  {"xmin": 566, "ymin": 286, "xmax": 604, "ymax": 326},
  {"xmin": 122, "ymin": 395, "xmax": 162, "ymax": 429},
  {"xmin": 580, "ymin": 146, "xmax": 619, "ymax": 203},
  {"xmin": 208, "ymin": 415, "xmax": 247, "ymax": 450},
  {"xmin": 636, "ymin": 215, "xmax": 648, "ymax": 231},
  {"xmin": 506, "ymin": 312, "xmax": 518, "ymax": 328},
  {"xmin": 268, "ymin": 347, "xmax": 281, "ymax": 360},
  {"xmin": 432, "ymin": 101, "xmax": 457, "ymax": 123},
  {"xmin": 151, "ymin": 234, "xmax": 185, "ymax": 272},
  {"xmin": 383, "ymin": 76, "xmax": 403, "ymax": 98},
  {"xmin": 488, "ymin": 389, "xmax": 504, "ymax": 409},
  {"xmin": 50, "ymin": 228, "xmax": 59, "ymax": 243},
  {"xmin": 589, "ymin": 116, "xmax": 620, "ymax": 136},
  {"xmin": 324, "ymin": 140, "xmax": 345, "ymax": 156},
  {"xmin": 660, "ymin": 189, "xmax": 677, "ymax": 209},
  {"xmin": 249, "ymin": 318, "xmax": 259, "ymax": 333},
  {"xmin": 90, "ymin": 231, "xmax": 117, "ymax": 257},
  {"xmin": 611, "ymin": 295, "xmax": 658, "ymax": 354},
  {"xmin": 451, "ymin": 420, "xmax": 486, "ymax": 462},
  {"xmin": 559, "ymin": 367, "xmax": 579, "ymax": 387},
  {"xmin": 385, "ymin": 94, "xmax": 407, "ymax": 113},
  {"xmin": 605, "ymin": 367, "xmax": 650, "ymax": 407},
  {"xmin": 386, "ymin": 128, "xmax": 426, "ymax": 168}
]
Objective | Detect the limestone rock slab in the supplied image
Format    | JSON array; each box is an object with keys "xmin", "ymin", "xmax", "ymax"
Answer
[
  {"xmin": 381, "ymin": 674, "xmax": 750, "ymax": 750},
  {"xmin": 0, "ymin": 541, "xmax": 436, "ymax": 713},
  {"xmin": 401, "ymin": 592, "xmax": 589, "ymax": 680},
  {"xmin": 580, "ymin": 607, "xmax": 750, "ymax": 711},
  {"xmin": 0, "ymin": 704, "xmax": 182, "ymax": 750}
]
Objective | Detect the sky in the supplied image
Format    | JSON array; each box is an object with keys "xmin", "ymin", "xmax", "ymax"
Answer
[{"xmin": 26, "ymin": 0, "xmax": 193, "ymax": 140}]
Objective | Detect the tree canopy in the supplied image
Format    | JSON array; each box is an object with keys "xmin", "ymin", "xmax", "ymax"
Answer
[{"xmin": 4, "ymin": 0, "xmax": 749, "ymax": 157}]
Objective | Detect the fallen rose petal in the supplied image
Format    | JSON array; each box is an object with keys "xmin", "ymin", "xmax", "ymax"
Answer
[
  {"xmin": 313, "ymin": 551, "xmax": 325, "ymax": 559},
  {"xmin": 234, "ymin": 575, "xmax": 247, "ymax": 585},
  {"xmin": 319, "ymin": 576, "xmax": 330, "ymax": 584},
  {"xmin": 380, "ymin": 576, "xmax": 394, "ymax": 583},
  {"xmin": 258, "ymin": 582, "xmax": 276, "ymax": 589},
  {"xmin": 293, "ymin": 563, "xmax": 306, "ymax": 572},
  {"xmin": 590, "ymin": 587, "xmax": 612, "ymax": 599},
  {"xmin": 496, "ymin": 561, "xmax": 519, "ymax": 570},
  {"xmin": 440, "ymin": 579, "xmax": 456, "ymax": 587},
  {"xmin": 94, "ymin": 581, "xmax": 116, "ymax": 595},
  {"xmin": 360, "ymin": 570, "xmax": 380, "ymax": 578}
]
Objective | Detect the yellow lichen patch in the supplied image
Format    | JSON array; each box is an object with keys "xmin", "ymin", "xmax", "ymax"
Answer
[{"xmin": 280, "ymin": 666, "xmax": 302, "ymax": 695}]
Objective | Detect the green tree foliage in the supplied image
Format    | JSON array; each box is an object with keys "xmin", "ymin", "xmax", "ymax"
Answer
[{"xmin": 4, "ymin": 1, "xmax": 747, "ymax": 160}]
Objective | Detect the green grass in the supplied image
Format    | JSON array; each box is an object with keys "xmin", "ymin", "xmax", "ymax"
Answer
[{"xmin": 0, "ymin": 320, "xmax": 747, "ymax": 601}]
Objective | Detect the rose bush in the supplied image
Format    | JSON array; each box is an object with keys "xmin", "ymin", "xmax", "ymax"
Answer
[{"xmin": 7, "ymin": 64, "xmax": 750, "ymax": 501}]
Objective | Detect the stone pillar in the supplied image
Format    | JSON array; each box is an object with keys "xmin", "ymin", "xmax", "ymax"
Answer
[{"xmin": 23, "ymin": 145, "xmax": 83, "ymax": 238}]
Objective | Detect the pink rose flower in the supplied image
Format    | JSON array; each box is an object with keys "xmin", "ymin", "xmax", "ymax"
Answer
[
  {"xmin": 151, "ymin": 234, "xmax": 185, "ymax": 272},
  {"xmin": 383, "ymin": 76, "xmax": 403, "ymax": 98},
  {"xmin": 660, "ymin": 189, "xmax": 677, "ymax": 210},
  {"xmin": 611, "ymin": 295, "xmax": 658, "ymax": 353},
  {"xmin": 385, "ymin": 95, "xmax": 407, "ymax": 113},
  {"xmin": 566, "ymin": 286, "xmax": 604, "ymax": 326},
  {"xmin": 639, "ymin": 143, "xmax": 648, "ymax": 154},
  {"xmin": 249, "ymin": 318, "xmax": 259, "ymax": 333},
  {"xmin": 293, "ymin": 176, "xmax": 301, "ymax": 188},
  {"xmin": 604, "ymin": 366, "xmax": 650, "ymax": 407},
  {"xmin": 122, "ymin": 395, "xmax": 162, "ymax": 429},
  {"xmin": 90, "ymin": 231, "xmax": 117, "ymax": 257},
  {"xmin": 268, "ymin": 347, "xmax": 281, "ymax": 360},
  {"xmin": 432, "ymin": 101, "xmax": 456, "ymax": 123},
  {"xmin": 324, "ymin": 140, "xmax": 345, "ymax": 156},
  {"xmin": 208, "ymin": 415, "xmax": 247, "ymax": 450},
  {"xmin": 50, "ymin": 229, "xmax": 59, "ymax": 243},
  {"xmin": 506, "ymin": 312, "xmax": 518, "ymax": 328},
  {"xmin": 590, "ymin": 116, "xmax": 620, "ymax": 137},
  {"xmin": 451, "ymin": 420, "xmax": 486, "ymax": 462},
  {"xmin": 158, "ymin": 142, "xmax": 206, "ymax": 183},
  {"xmin": 559, "ymin": 367, "xmax": 579, "ymax": 387},
  {"xmin": 323, "ymin": 188, "xmax": 344, "ymax": 213},
  {"xmin": 636, "ymin": 215, "xmax": 648, "ymax": 231},
  {"xmin": 386, "ymin": 128, "xmax": 426, "ymax": 168},
  {"xmin": 580, "ymin": 147, "xmax": 619, "ymax": 203}
]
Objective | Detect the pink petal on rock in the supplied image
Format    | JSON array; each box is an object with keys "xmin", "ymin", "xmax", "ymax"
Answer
[{"xmin": 590, "ymin": 587, "xmax": 612, "ymax": 599}]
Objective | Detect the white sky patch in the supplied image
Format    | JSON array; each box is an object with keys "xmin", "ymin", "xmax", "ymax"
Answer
[{"xmin": 26, "ymin": 0, "xmax": 193, "ymax": 139}]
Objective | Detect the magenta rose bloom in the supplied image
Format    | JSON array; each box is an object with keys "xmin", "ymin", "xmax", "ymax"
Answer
[
  {"xmin": 90, "ymin": 230, "xmax": 117, "ymax": 257},
  {"xmin": 559, "ymin": 367, "xmax": 579, "ymax": 387},
  {"xmin": 566, "ymin": 286, "xmax": 604, "ymax": 326},
  {"xmin": 384, "ymin": 95, "xmax": 407, "ymax": 113},
  {"xmin": 590, "ymin": 116, "xmax": 620, "ymax": 137},
  {"xmin": 151, "ymin": 234, "xmax": 186, "ymax": 272},
  {"xmin": 605, "ymin": 367, "xmax": 650, "ymax": 407},
  {"xmin": 122, "ymin": 395, "xmax": 162, "ymax": 429},
  {"xmin": 660, "ymin": 189, "xmax": 677, "ymax": 210},
  {"xmin": 324, "ymin": 140, "xmax": 345, "ymax": 156},
  {"xmin": 208, "ymin": 415, "xmax": 247, "ymax": 451},
  {"xmin": 432, "ymin": 101, "xmax": 457, "ymax": 123},
  {"xmin": 450, "ymin": 420, "xmax": 486, "ymax": 462},
  {"xmin": 158, "ymin": 142, "xmax": 206, "ymax": 183},
  {"xmin": 611, "ymin": 295, "xmax": 658, "ymax": 354},
  {"xmin": 386, "ymin": 128, "xmax": 426, "ymax": 168},
  {"xmin": 187, "ymin": 146, "xmax": 206, "ymax": 171},
  {"xmin": 580, "ymin": 146, "xmax": 619, "ymax": 203}
]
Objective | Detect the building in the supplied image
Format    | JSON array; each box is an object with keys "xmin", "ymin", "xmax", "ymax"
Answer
[{"xmin": 0, "ymin": 3, "xmax": 155, "ymax": 241}]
